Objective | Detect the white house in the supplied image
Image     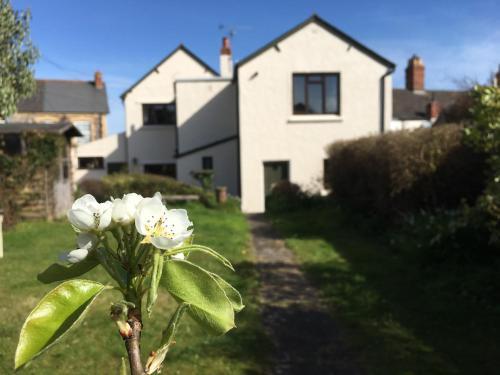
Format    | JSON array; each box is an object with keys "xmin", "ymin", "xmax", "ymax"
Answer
[{"xmin": 75, "ymin": 14, "xmax": 462, "ymax": 213}]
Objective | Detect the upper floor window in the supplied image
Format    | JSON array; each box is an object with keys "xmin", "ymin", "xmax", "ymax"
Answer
[
  {"xmin": 293, "ymin": 74, "xmax": 340, "ymax": 115},
  {"xmin": 74, "ymin": 121, "xmax": 91, "ymax": 144},
  {"xmin": 143, "ymin": 103, "xmax": 176, "ymax": 125}
]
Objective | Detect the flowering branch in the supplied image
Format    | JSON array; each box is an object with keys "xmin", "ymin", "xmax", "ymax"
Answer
[{"xmin": 14, "ymin": 192, "xmax": 244, "ymax": 374}]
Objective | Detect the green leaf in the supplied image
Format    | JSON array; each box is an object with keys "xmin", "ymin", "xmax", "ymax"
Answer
[
  {"xmin": 166, "ymin": 244, "xmax": 234, "ymax": 271},
  {"xmin": 145, "ymin": 303, "xmax": 188, "ymax": 375},
  {"xmin": 15, "ymin": 279, "xmax": 108, "ymax": 370},
  {"xmin": 163, "ymin": 260, "xmax": 235, "ymax": 335},
  {"xmin": 37, "ymin": 257, "xmax": 99, "ymax": 284},
  {"xmin": 209, "ymin": 273, "xmax": 245, "ymax": 312},
  {"xmin": 146, "ymin": 249, "xmax": 164, "ymax": 316}
]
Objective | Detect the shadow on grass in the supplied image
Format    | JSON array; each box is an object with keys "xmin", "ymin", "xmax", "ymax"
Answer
[{"xmin": 270, "ymin": 204, "xmax": 500, "ymax": 375}]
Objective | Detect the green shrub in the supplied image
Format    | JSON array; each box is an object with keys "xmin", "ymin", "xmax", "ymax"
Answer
[
  {"xmin": 327, "ymin": 125, "xmax": 486, "ymax": 218},
  {"xmin": 464, "ymin": 85, "xmax": 500, "ymax": 245},
  {"xmin": 78, "ymin": 173, "xmax": 206, "ymax": 202}
]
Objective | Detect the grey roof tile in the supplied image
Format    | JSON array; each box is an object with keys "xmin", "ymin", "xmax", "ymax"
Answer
[
  {"xmin": 393, "ymin": 88, "xmax": 465, "ymax": 120},
  {"xmin": 17, "ymin": 80, "xmax": 109, "ymax": 114}
]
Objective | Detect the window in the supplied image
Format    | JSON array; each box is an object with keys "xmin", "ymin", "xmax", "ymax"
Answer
[
  {"xmin": 74, "ymin": 121, "xmax": 92, "ymax": 144},
  {"xmin": 78, "ymin": 157, "xmax": 104, "ymax": 169},
  {"xmin": 202, "ymin": 156, "xmax": 213, "ymax": 170},
  {"xmin": 1, "ymin": 134, "xmax": 22, "ymax": 155},
  {"xmin": 144, "ymin": 163, "xmax": 176, "ymax": 178},
  {"xmin": 143, "ymin": 103, "xmax": 176, "ymax": 125},
  {"xmin": 293, "ymin": 74, "xmax": 340, "ymax": 115},
  {"xmin": 107, "ymin": 162, "xmax": 128, "ymax": 174},
  {"xmin": 323, "ymin": 159, "xmax": 332, "ymax": 189}
]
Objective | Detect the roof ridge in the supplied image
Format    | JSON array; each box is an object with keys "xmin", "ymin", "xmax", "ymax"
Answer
[{"xmin": 236, "ymin": 13, "xmax": 395, "ymax": 69}]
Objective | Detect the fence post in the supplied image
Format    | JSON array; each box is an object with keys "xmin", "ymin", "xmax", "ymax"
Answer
[{"xmin": 0, "ymin": 212, "xmax": 3, "ymax": 259}]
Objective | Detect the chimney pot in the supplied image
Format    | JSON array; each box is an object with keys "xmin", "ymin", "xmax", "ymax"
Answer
[
  {"xmin": 220, "ymin": 37, "xmax": 231, "ymax": 55},
  {"xmin": 219, "ymin": 37, "xmax": 233, "ymax": 78},
  {"xmin": 406, "ymin": 55, "xmax": 425, "ymax": 92},
  {"xmin": 94, "ymin": 71, "xmax": 104, "ymax": 89}
]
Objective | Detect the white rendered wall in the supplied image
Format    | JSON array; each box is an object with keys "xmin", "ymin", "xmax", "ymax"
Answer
[
  {"xmin": 74, "ymin": 132, "xmax": 126, "ymax": 182},
  {"xmin": 123, "ymin": 48, "xmax": 215, "ymax": 170},
  {"xmin": 176, "ymin": 139, "xmax": 239, "ymax": 195},
  {"xmin": 176, "ymin": 79, "xmax": 237, "ymax": 153},
  {"xmin": 389, "ymin": 119, "xmax": 431, "ymax": 131},
  {"xmin": 238, "ymin": 21, "xmax": 393, "ymax": 213}
]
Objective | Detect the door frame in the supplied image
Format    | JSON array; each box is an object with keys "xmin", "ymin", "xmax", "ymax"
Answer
[{"xmin": 263, "ymin": 160, "xmax": 290, "ymax": 201}]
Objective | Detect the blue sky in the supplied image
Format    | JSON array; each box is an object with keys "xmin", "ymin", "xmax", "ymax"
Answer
[{"xmin": 12, "ymin": 0, "xmax": 500, "ymax": 134}]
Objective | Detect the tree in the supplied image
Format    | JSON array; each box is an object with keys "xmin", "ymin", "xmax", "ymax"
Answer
[
  {"xmin": 0, "ymin": 0, "xmax": 38, "ymax": 119},
  {"xmin": 464, "ymin": 85, "xmax": 500, "ymax": 244}
]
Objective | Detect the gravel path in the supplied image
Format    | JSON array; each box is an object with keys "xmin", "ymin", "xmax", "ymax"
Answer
[{"xmin": 248, "ymin": 214, "xmax": 362, "ymax": 375}]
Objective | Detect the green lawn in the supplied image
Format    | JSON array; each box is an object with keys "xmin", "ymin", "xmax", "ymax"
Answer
[
  {"xmin": 0, "ymin": 203, "xmax": 270, "ymax": 374},
  {"xmin": 270, "ymin": 204, "xmax": 500, "ymax": 375}
]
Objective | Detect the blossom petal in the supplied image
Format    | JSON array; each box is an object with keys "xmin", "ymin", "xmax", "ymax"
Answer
[
  {"xmin": 112, "ymin": 199, "xmax": 130, "ymax": 224},
  {"xmin": 77, "ymin": 233, "xmax": 98, "ymax": 250},
  {"xmin": 67, "ymin": 209, "xmax": 95, "ymax": 232},
  {"xmin": 150, "ymin": 236, "xmax": 179, "ymax": 250},
  {"xmin": 98, "ymin": 201, "xmax": 113, "ymax": 230},
  {"xmin": 72, "ymin": 194, "xmax": 100, "ymax": 212},
  {"xmin": 59, "ymin": 248, "xmax": 89, "ymax": 263},
  {"xmin": 123, "ymin": 193, "xmax": 143, "ymax": 217},
  {"xmin": 135, "ymin": 198, "xmax": 166, "ymax": 236}
]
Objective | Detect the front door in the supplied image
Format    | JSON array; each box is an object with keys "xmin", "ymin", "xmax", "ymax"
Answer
[{"xmin": 264, "ymin": 161, "xmax": 289, "ymax": 197}]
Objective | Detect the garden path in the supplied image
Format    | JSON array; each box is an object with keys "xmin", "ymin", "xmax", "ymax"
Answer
[{"xmin": 248, "ymin": 214, "xmax": 362, "ymax": 375}]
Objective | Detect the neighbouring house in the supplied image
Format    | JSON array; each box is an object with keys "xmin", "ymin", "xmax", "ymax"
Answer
[
  {"xmin": 0, "ymin": 72, "xmax": 109, "ymax": 218},
  {"xmin": 390, "ymin": 55, "xmax": 467, "ymax": 131},
  {"xmin": 0, "ymin": 122, "xmax": 82, "ymax": 220},
  {"xmin": 75, "ymin": 14, "xmax": 482, "ymax": 213},
  {"xmin": 11, "ymin": 72, "xmax": 109, "ymax": 143}
]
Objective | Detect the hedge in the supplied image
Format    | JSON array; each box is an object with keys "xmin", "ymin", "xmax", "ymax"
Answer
[
  {"xmin": 78, "ymin": 173, "xmax": 206, "ymax": 203},
  {"xmin": 326, "ymin": 125, "xmax": 486, "ymax": 218}
]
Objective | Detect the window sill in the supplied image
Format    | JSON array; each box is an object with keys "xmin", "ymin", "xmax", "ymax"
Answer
[
  {"xmin": 139, "ymin": 124, "xmax": 176, "ymax": 131},
  {"xmin": 287, "ymin": 114, "xmax": 343, "ymax": 124}
]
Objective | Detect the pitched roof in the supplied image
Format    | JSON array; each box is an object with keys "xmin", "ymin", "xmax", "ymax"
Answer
[
  {"xmin": 393, "ymin": 89, "xmax": 465, "ymax": 120},
  {"xmin": 236, "ymin": 14, "xmax": 395, "ymax": 69},
  {"xmin": 0, "ymin": 122, "xmax": 82, "ymax": 138},
  {"xmin": 120, "ymin": 44, "xmax": 218, "ymax": 100},
  {"xmin": 16, "ymin": 80, "xmax": 109, "ymax": 114}
]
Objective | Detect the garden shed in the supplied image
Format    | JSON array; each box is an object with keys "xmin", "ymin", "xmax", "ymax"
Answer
[{"xmin": 0, "ymin": 122, "xmax": 81, "ymax": 223}]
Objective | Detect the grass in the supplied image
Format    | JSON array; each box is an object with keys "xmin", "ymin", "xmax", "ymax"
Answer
[
  {"xmin": 269, "ymin": 203, "xmax": 500, "ymax": 375},
  {"xmin": 0, "ymin": 202, "xmax": 270, "ymax": 374}
]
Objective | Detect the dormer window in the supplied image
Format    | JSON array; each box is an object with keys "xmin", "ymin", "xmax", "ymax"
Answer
[
  {"xmin": 143, "ymin": 103, "xmax": 176, "ymax": 125},
  {"xmin": 293, "ymin": 73, "xmax": 340, "ymax": 115}
]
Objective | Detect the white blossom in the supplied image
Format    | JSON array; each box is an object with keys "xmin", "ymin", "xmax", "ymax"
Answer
[
  {"xmin": 59, "ymin": 233, "xmax": 98, "ymax": 264},
  {"xmin": 67, "ymin": 194, "xmax": 112, "ymax": 232},
  {"xmin": 112, "ymin": 193, "xmax": 143, "ymax": 224},
  {"xmin": 135, "ymin": 194, "xmax": 193, "ymax": 250}
]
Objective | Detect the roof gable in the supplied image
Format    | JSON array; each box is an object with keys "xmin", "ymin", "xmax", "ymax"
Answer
[
  {"xmin": 120, "ymin": 45, "xmax": 218, "ymax": 100},
  {"xmin": 236, "ymin": 14, "xmax": 395, "ymax": 70}
]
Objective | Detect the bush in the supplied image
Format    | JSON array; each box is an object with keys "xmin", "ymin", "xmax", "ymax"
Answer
[
  {"xmin": 265, "ymin": 181, "xmax": 324, "ymax": 213},
  {"xmin": 464, "ymin": 85, "xmax": 500, "ymax": 245},
  {"xmin": 326, "ymin": 125, "xmax": 486, "ymax": 218},
  {"xmin": 78, "ymin": 173, "xmax": 206, "ymax": 202}
]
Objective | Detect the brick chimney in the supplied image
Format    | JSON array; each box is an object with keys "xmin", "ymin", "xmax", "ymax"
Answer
[
  {"xmin": 406, "ymin": 55, "xmax": 425, "ymax": 92},
  {"xmin": 94, "ymin": 71, "xmax": 104, "ymax": 89},
  {"xmin": 495, "ymin": 65, "xmax": 500, "ymax": 87},
  {"xmin": 427, "ymin": 100, "xmax": 440, "ymax": 121},
  {"xmin": 219, "ymin": 37, "xmax": 233, "ymax": 78}
]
